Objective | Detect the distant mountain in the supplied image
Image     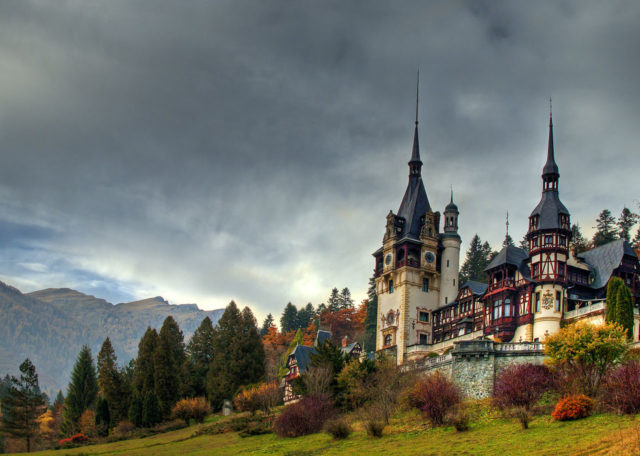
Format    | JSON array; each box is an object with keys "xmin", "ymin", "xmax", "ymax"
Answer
[{"xmin": 0, "ymin": 281, "xmax": 224, "ymax": 396}]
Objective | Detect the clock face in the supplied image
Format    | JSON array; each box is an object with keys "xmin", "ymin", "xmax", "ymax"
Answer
[
  {"xmin": 424, "ymin": 252, "xmax": 435, "ymax": 263},
  {"xmin": 385, "ymin": 254, "xmax": 392, "ymax": 265}
]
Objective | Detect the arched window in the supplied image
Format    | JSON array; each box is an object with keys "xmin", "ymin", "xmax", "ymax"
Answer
[{"xmin": 384, "ymin": 334, "xmax": 392, "ymax": 347}]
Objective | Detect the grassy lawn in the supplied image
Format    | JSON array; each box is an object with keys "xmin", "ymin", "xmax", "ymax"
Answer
[{"xmin": 8, "ymin": 410, "xmax": 640, "ymax": 456}]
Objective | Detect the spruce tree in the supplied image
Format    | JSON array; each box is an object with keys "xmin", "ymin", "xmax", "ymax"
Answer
[
  {"xmin": 185, "ymin": 317, "xmax": 215, "ymax": 397},
  {"xmin": 95, "ymin": 396, "xmax": 110, "ymax": 436},
  {"xmin": 63, "ymin": 345, "xmax": 98, "ymax": 434},
  {"xmin": 633, "ymin": 227, "xmax": 640, "ymax": 249},
  {"xmin": 571, "ymin": 224, "xmax": 589, "ymax": 254},
  {"xmin": 280, "ymin": 302, "xmax": 298, "ymax": 333},
  {"xmin": 617, "ymin": 207, "xmax": 639, "ymax": 242},
  {"xmin": 459, "ymin": 234, "xmax": 493, "ymax": 284},
  {"xmin": 616, "ymin": 284, "xmax": 634, "ymax": 341},
  {"xmin": 54, "ymin": 390, "xmax": 65, "ymax": 409},
  {"xmin": 0, "ymin": 359, "xmax": 46, "ymax": 452},
  {"xmin": 128, "ymin": 394, "xmax": 143, "ymax": 427},
  {"xmin": 154, "ymin": 328, "xmax": 179, "ymax": 418},
  {"xmin": 133, "ymin": 327, "xmax": 159, "ymax": 395},
  {"xmin": 97, "ymin": 337, "xmax": 126, "ymax": 422},
  {"xmin": 327, "ymin": 288, "xmax": 341, "ymax": 312},
  {"xmin": 260, "ymin": 314, "xmax": 275, "ymax": 336},
  {"xmin": 592, "ymin": 209, "xmax": 618, "ymax": 246},
  {"xmin": 296, "ymin": 303, "xmax": 315, "ymax": 330},
  {"xmin": 141, "ymin": 391, "xmax": 161, "ymax": 427},
  {"xmin": 237, "ymin": 306, "xmax": 266, "ymax": 384},
  {"xmin": 606, "ymin": 277, "xmax": 624, "ymax": 323},
  {"xmin": 364, "ymin": 277, "xmax": 378, "ymax": 352},
  {"xmin": 339, "ymin": 288, "xmax": 354, "ymax": 309}
]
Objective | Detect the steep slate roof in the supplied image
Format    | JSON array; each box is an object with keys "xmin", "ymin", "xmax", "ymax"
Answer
[
  {"xmin": 485, "ymin": 245, "xmax": 529, "ymax": 271},
  {"xmin": 462, "ymin": 280, "xmax": 488, "ymax": 296},
  {"xmin": 290, "ymin": 344, "xmax": 317, "ymax": 373},
  {"xmin": 315, "ymin": 330, "xmax": 332, "ymax": 346},
  {"xmin": 397, "ymin": 124, "xmax": 431, "ymax": 240},
  {"xmin": 578, "ymin": 239, "xmax": 637, "ymax": 289},
  {"xmin": 341, "ymin": 342, "xmax": 359, "ymax": 356}
]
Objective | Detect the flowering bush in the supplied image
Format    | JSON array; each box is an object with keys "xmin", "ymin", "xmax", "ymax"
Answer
[
  {"xmin": 409, "ymin": 372, "xmax": 461, "ymax": 426},
  {"xmin": 552, "ymin": 395, "xmax": 594, "ymax": 421},
  {"xmin": 602, "ymin": 360, "xmax": 640, "ymax": 414},
  {"xmin": 273, "ymin": 394, "xmax": 335, "ymax": 438},
  {"xmin": 171, "ymin": 397, "xmax": 211, "ymax": 423}
]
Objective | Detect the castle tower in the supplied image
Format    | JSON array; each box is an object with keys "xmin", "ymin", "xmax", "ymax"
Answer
[
  {"xmin": 440, "ymin": 190, "xmax": 461, "ymax": 306},
  {"xmin": 527, "ymin": 110, "xmax": 571, "ymax": 341},
  {"xmin": 373, "ymin": 78, "xmax": 453, "ymax": 364}
]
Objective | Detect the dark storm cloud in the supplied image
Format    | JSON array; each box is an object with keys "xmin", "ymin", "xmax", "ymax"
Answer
[{"xmin": 0, "ymin": 0, "xmax": 639, "ymax": 318}]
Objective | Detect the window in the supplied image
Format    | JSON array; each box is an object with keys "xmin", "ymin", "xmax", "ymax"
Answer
[
  {"xmin": 532, "ymin": 263, "xmax": 539, "ymax": 278},
  {"xmin": 535, "ymin": 292, "xmax": 541, "ymax": 312},
  {"xmin": 419, "ymin": 333, "xmax": 428, "ymax": 345},
  {"xmin": 447, "ymin": 259, "xmax": 450, "ymax": 267},
  {"xmin": 558, "ymin": 262, "xmax": 565, "ymax": 278},
  {"xmin": 532, "ymin": 237, "xmax": 539, "ymax": 247},
  {"xmin": 545, "ymin": 235, "xmax": 553, "ymax": 245},
  {"xmin": 384, "ymin": 334, "xmax": 392, "ymax": 347},
  {"xmin": 445, "ymin": 297, "xmax": 448, "ymax": 304},
  {"xmin": 555, "ymin": 291, "xmax": 561, "ymax": 312},
  {"xmin": 453, "ymin": 278, "xmax": 456, "ymax": 286},
  {"xmin": 560, "ymin": 236, "xmax": 566, "ymax": 246},
  {"xmin": 419, "ymin": 311, "xmax": 429, "ymax": 322},
  {"xmin": 493, "ymin": 300, "xmax": 502, "ymax": 320},
  {"xmin": 389, "ymin": 280, "xmax": 394, "ymax": 294},
  {"xmin": 505, "ymin": 298, "xmax": 511, "ymax": 317},
  {"xmin": 422, "ymin": 278, "xmax": 429, "ymax": 292}
]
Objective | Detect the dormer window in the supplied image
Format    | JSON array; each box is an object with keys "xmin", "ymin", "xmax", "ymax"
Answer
[{"xmin": 544, "ymin": 235, "xmax": 553, "ymax": 245}]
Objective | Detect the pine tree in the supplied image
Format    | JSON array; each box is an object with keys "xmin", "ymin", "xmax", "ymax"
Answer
[
  {"xmin": 128, "ymin": 394, "xmax": 143, "ymax": 427},
  {"xmin": 63, "ymin": 345, "xmax": 98, "ymax": 434},
  {"xmin": 185, "ymin": 317, "xmax": 215, "ymax": 397},
  {"xmin": 459, "ymin": 234, "xmax": 494, "ymax": 284},
  {"xmin": 327, "ymin": 288, "xmax": 341, "ymax": 312},
  {"xmin": 97, "ymin": 337, "xmax": 126, "ymax": 422},
  {"xmin": 519, "ymin": 234, "xmax": 529, "ymax": 251},
  {"xmin": 0, "ymin": 359, "xmax": 46, "ymax": 452},
  {"xmin": 237, "ymin": 306, "xmax": 266, "ymax": 385},
  {"xmin": 260, "ymin": 314, "xmax": 275, "ymax": 336},
  {"xmin": 280, "ymin": 302, "xmax": 298, "ymax": 333},
  {"xmin": 502, "ymin": 234, "xmax": 515, "ymax": 247},
  {"xmin": 571, "ymin": 224, "xmax": 589, "ymax": 254},
  {"xmin": 617, "ymin": 207, "xmax": 639, "ymax": 242},
  {"xmin": 296, "ymin": 303, "xmax": 315, "ymax": 330},
  {"xmin": 141, "ymin": 391, "xmax": 161, "ymax": 427},
  {"xmin": 616, "ymin": 284, "xmax": 634, "ymax": 341},
  {"xmin": 95, "ymin": 396, "xmax": 110, "ymax": 436},
  {"xmin": 133, "ymin": 327, "xmax": 159, "ymax": 395},
  {"xmin": 154, "ymin": 316, "xmax": 184, "ymax": 418},
  {"xmin": 606, "ymin": 277, "xmax": 624, "ymax": 323},
  {"xmin": 339, "ymin": 288, "xmax": 354, "ymax": 309},
  {"xmin": 592, "ymin": 209, "xmax": 618, "ymax": 246},
  {"xmin": 364, "ymin": 277, "xmax": 378, "ymax": 352}
]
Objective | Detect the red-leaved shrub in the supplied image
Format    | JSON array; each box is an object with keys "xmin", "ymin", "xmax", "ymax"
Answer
[
  {"xmin": 602, "ymin": 360, "xmax": 640, "ymax": 414},
  {"xmin": 409, "ymin": 372, "xmax": 461, "ymax": 426},
  {"xmin": 58, "ymin": 438, "xmax": 73, "ymax": 447},
  {"xmin": 552, "ymin": 395, "xmax": 594, "ymax": 421},
  {"xmin": 273, "ymin": 394, "xmax": 335, "ymax": 438},
  {"xmin": 493, "ymin": 363, "xmax": 554, "ymax": 410}
]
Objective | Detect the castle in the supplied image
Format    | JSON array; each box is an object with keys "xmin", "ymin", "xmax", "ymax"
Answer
[{"xmin": 374, "ymin": 101, "xmax": 640, "ymax": 365}]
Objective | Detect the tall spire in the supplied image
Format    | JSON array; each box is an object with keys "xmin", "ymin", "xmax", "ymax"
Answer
[
  {"xmin": 543, "ymin": 98, "xmax": 559, "ymax": 179},
  {"xmin": 409, "ymin": 70, "xmax": 422, "ymax": 176}
]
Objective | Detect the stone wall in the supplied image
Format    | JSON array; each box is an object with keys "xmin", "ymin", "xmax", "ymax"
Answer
[{"xmin": 411, "ymin": 340, "xmax": 546, "ymax": 399}]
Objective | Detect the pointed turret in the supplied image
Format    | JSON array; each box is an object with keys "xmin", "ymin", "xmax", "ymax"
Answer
[
  {"xmin": 542, "ymin": 110, "xmax": 559, "ymax": 182},
  {"xmin": 408, "ymin": 73, "xmax": 423, "ymax": 177}
]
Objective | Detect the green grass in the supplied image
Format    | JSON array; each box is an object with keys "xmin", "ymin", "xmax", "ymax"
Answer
[{"xmin": 9, "ymin": 410, "xmax": 640, "ymax": 456}]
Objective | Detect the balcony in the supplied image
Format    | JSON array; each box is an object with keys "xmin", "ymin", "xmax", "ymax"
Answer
[
  {"xmin": 564, "ymin": 301, "xmax": 604, "ymax": 320},
  {"xmin": 396, "ymin": 258, "xmax": 420, "ymax": 269}
]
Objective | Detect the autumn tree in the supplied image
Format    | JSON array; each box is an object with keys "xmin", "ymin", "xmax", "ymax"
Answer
[
  {"xmin": 0, "ymin": 359, "xmax": 46, "ymax": 452},
  {"xmin": 260, "ymin": 313, "xmax": 274, "ymax": 336},
  {"xmin": 592, "ymin": 209, "xmax": 617, "ymax": 246},
  {"xmin": 63, "ymin": 346, "xmax": 98, "ymax": 434},
  {"xmin": 263, "ymin": 324, "xmax": 292, "ymax": 381}
]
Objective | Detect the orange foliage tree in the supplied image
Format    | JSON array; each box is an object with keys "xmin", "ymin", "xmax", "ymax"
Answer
[{"xmin": 319, "ymin": 301, "xmax": 367, "ymax": 343}]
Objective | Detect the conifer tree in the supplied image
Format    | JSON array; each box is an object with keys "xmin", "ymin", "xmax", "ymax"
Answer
[
  {"xmin": 53, "ymin": 390, "xmax": 65, "ymax": 409},
  {"xmin": 128, "ymin": 394, "xmax": 143, "ymax": 427},
  {"xmin": 260, "ymin": 314, "xmax": 275, "ymax": 336},
  {"xmin": 133, "ymin": 327, "xmax": 159, "ymax": 395},
  {"xmin": 185, "ymin": 317, "xmax": 215, "ymax": 397},
  {"xmin": 633, "ymin": 227, "xmax": 640, "ymax": 249},
  {"xmin": 364, "ymin": 277, "xmax": 378, "ymax": 352},
  {"xmin": 606, "ymin": 277, "xmax": 624, "ymax": 323},
  {"xmin": 63, "ymin": 345, "xmax": 98, "ymax": 434},
  {"xmin": 327, "ymin": 288, "xmax": 341, "ymax": 312},
  {"xmin": 617, "ymin": 207, "xmax": 639, "ymax": 242},
  {"xmin": 237, "ymin": 306, "xmax": 266, "ymax": 385},
  {"xmin": 571, "ymin": 224, "xmax": 589, "ymax": 254},
  {"xmin": 502, "ymin": 234, "xmax": 515, "ymax": 247},
  {"xmin": 141, "ymin": 391, "xmax": 161, "ymax": 427},
  {"xmin": 296, "ymin": 304, "xmax": 315, "ymax": 330},
  {"xmin": 0, "ymin": 359, "xmax": 46, "ymax": 452},
  {"xmin": 616, "ymin": 285, "xmax": 634, "ymax": 341},
  {"xmin": 592, "ymin": 209, "xmax": 618, "ymax": 246},
  {"xmin": 95, "ymin": 396, "xmax": 110, "ymax": 436},
  {"xmin": 97, "ymin": 337, "xmax": 126, "ymax": 422},
  {"xmin": 280, "ymin": 302, "xmax": 298, "ymax": 333},
  {"xmin": 154, "ymin": 328, "xmax": 179, "ymax": 418},
  {"xmin": 459, "ymin": 234, "xmax": 494, "ymax": 284},
  {"xmin": 339, "ymin": 288, "xmax": 354, "ymax": 309}
]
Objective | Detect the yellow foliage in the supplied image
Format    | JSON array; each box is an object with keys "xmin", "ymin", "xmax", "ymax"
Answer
[
  {"xmin": 78, "ymin": 409, "xmax": 97, "ymax": 437},
  {"xmin": 36, "ymin": 409, "xmax": 56, "ymax": 440}
]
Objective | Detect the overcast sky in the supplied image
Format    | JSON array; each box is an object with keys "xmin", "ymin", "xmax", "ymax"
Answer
[{"xmin": 0, "ymin": 0, "xmax": 639, "ymax": 321}]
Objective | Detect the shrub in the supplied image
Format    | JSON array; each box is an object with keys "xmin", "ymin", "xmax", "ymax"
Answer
[
  {"xmin": 171, "ymin": 397, "xmax": 211, "ymax": 424},
  {"xmin": 233, "ymin": 382, "xmax": 281, "ymax": 415},
  {"xmin": 273, "ymin": 394, "xmax": 335, "ymax": 438},
  {"xmin": 78, "ymin": 410, "xmax": 96, "ymax": 437},
  {"xmin": 552, "ymin": 395, "xmax": 594, "ymax": 421},
  {"xmin": 409, "ymin": 372, "xmax": 461, "ymax": 426},
  {"xmin": 511, "ymin": 406, "xmax": 532, "ymax": 430},
  {"xmin": 58, "ymin": 438, "xmax": 73, "ymax": 447},
  {"xmin": 114, "ymin": 420, "xmax": 135, "ymax": 436},
  {"xmin": 493, "ymin": 363, "xmax": 554, "ymax": 411},
  {"xmin": 71, "ymin": 433, "xmax": 89, "ymax": 443},
  {"xmin": 445, "ymin": 406, "xmax": 470, "ymax": 432},
  {"xmin": 364, "ymin": 419, "xmax": 385, "ymax": 438},
  {"xmin": 324, "ymin": 417, "xmax": 352, "ymax": 440},
  {"xmin": 602, "ymin": 360, "xmax": 640, "ymax": 414}
]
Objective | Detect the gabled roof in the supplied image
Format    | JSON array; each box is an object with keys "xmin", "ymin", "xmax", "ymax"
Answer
[
  {"xmin": 578, "ymin": 239, "xmax": 637, "ymax": 289},
  {"xmin": 289, "ymin": 344, "xmax": 317, "ymax": 373},
  {"xmin": 461, "ymin": 280, "xmax": 488, "ymax": 296},
  {"xmin": 341, "ymin": 342, "xmax": 360, "ymax": 355},
  {"xmin": 485, "ymin": 245, "xmax": 529, "ymax": 272},
  {"xmin": 315, "ymin": 330, "xmax": 332, "ymax": 346}
]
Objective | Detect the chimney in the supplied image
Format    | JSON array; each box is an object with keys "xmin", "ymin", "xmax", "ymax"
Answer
[{"xmin": 342, "ymin": 335, "xmax": 349, "ymax": 348}]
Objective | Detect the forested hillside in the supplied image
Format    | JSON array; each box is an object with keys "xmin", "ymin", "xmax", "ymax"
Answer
[{"xmin": 0, "ymin": 281, "xmax": 223, "ymax": 395}]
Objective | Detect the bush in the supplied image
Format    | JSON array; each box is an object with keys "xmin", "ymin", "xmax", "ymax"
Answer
[
  {"xmin": 409, "ymin": 372, "xmax": 461, "ymax": 426},
  {"xmin": 602, "ymin": 360, "xmax": 640, "ymax": 414},
  {"xmin": 364, "ymin": 419, "xmax": 385, "ymax": 438},
  {"xmin": 171, "ymin": 397, "xmax": 211, "ymax": 424},
  {"xmin": 512, "ymin": 406, "xmax": 532, "ymax": 430},
  {"xmin": 78, "ymin": 410, "xmax": 97, "ymax": 437},
  {"xmin": 114, "ymin": 420, "xmax": 135, "ymax": 436},
  {"xmin": 493, "ymin": 363, "xmax": 554, "ymax": 411},
  {"xmin": 273, "ymin": 394, "xmax": 335, "ymax": 438},
  {"xmin": 552, "ymin": 395, "xmax": 594, "ymax": 421},
  {"xmin": 233, "ymin": 382, "xmax": 281, "ymax": 415},
  {"xmin": 445, "ymin": 406, "xmax": 470, "ymax": 432},
  {"xmin": 324, "ymin": 417, "xmax": 352, "ymax": 439}
]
